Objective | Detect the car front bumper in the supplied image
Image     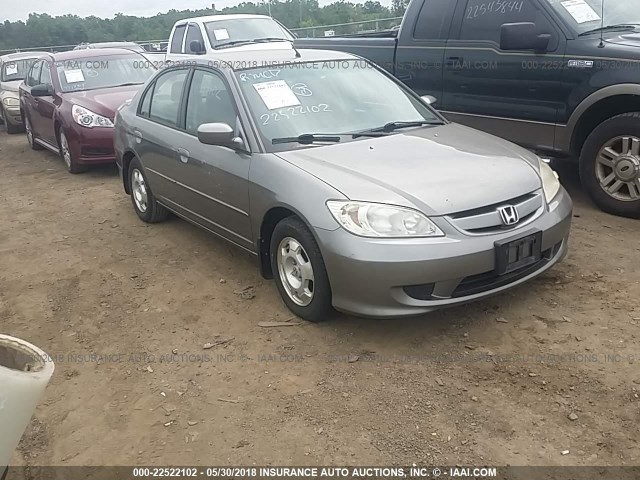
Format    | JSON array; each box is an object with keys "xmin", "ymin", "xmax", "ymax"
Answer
[
  {"xmin": 315, "ymin": 187, "xmax": 572, "ymax": 318},
  {"xmin": 67, "ymin": 126, "xmax": 116, "ymax": 165},
  {"xmin": 3, "ymin": 105, "xmax": 23, "ymax": 126}
]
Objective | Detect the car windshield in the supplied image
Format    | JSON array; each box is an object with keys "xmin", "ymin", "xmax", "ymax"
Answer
[
  {"xmin": 55, "ymin": 54, "xmax": 155, "ymax": 93},
  {"xmin": 235, "ymin": 60, "xmax": 441, "ymax": 151},
  {"xmin": 545, "ymin": 0, "xmax": 640, "ymax": 34},
  {"xmin": 2, "ymin": 58, "xmax": 40, "ymax": 82},
  {"xmin": 204, "ymin": 18, "xmax": 293, "ymax": 49}
]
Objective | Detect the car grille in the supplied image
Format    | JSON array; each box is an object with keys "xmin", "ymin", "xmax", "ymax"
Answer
[
  {"xmin": 446, "ymin": 191, "xmax": 544, "ymax": 234},
  {"xmin": 451, "ymin": 241, "xmax": 562, "ymax": 298}
]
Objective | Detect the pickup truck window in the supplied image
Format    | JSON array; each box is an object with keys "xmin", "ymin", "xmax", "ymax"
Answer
[
  {"xmin": 460, "ymin": 0, "xmax": 555, "ymax": 43},
  {"xmin": 171, "ymin": 25, "xmax": 187, "ymax": 54},
  {"xmin": 545, "ymin": 0, "xmax": 640, "ymax": 34},
  {"xmin": 414, "ymin": 0, "xmax": 455, "ymax": 39},
  {"xmin": 235, "ymin": 60, "xmax": 439, "ymax": 151},
  {"xmin": 185, "ymin": 24, "xmax": 205, "ymax": 53}
]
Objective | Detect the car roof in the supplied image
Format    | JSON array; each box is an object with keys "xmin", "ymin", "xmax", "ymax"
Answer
[
  {"xmin": 187, "ymin": 48, "xmax": 359, "ymax": 71},
  {"xmin": 175, "ymin": 14, "xmax": 273, "ymax": 25},
  {"xmin": 46, "ymin": 48, "xmax": 145, "ymax": 62},
  {"xmin": 0, "ymin": 51, "xmax": 50, "ymax": 62}
]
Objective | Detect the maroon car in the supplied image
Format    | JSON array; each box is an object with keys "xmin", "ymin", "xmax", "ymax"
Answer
[{"xmin": 19, "ymin": 48, "xmax": 155, "ymax": 173}]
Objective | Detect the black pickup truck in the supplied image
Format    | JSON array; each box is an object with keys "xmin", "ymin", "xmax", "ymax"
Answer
[{"xmin": 295, "ymin": 0, "xmax": 640, "ymax": 218}]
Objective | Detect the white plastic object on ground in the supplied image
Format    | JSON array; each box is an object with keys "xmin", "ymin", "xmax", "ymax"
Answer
[{"xmin": 0, "ymin": 334, "xmax": 55, "ymax": 468}]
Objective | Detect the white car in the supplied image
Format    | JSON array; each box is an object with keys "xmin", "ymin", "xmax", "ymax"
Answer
[{"xmin": 165, "ymin": 14, "xmax": 294, "ymax": 62}]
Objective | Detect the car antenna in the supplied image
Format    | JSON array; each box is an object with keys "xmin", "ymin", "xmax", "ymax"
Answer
[
  {"xmin": 598, "ymin": 0, "xmax": 605, "ymax": 48},
  {"xmin": 292, "ymin": 43, "xmax": 301, "ymax": 58}
]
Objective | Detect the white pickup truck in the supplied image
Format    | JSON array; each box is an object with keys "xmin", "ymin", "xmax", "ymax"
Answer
[{"xmin": 165, "ymin": 14, "xmax": 294, "ymax": 62}]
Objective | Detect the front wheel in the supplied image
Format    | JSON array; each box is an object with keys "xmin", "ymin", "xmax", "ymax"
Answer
[
  {"xmin": 59, "ymin": 128, "xmax": 87, "ymax": 174},
  {"xmin": 270, "ymin": 217, "xmax": 332, "ymax": 322},
  {"xmin": 580, "ymin": 113, "xmax": 640, "ymax": 218}
]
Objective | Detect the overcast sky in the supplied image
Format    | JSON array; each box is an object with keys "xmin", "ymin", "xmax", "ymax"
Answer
[{"xmin": 2, "ymin": 0, "xmax": 388, "ymax": 22}]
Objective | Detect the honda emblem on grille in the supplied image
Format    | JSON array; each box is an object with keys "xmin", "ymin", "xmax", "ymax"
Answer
[{"xmin": 498, "ymin": 205, "xmax": 520, "ymax": 226}]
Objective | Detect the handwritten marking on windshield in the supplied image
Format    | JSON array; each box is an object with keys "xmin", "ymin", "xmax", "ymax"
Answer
[
  {"xmin": 260, "ymin": 103, "xmax": 332, "ymax": 125},
  {"xmin": 239, "ymin": 69, "xmax": 281, "ymax": 82}
]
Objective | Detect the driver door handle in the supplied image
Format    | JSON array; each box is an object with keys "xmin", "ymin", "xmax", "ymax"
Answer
[{"xmin": 174, "ymin": 147, "xmax": 190, "ymax": 163}]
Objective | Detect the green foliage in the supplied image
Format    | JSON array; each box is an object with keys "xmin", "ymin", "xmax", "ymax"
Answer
[{"xmin": 0, "ymin": 0, "xmax": 396, "ymax": 52}]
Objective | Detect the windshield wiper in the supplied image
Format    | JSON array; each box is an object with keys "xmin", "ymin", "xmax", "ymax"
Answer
[
  {"xmin": 215, "ymin": 40, "xmax": 256, "ymax": 49},
  {"xmin": 252, "ymin": 37, "xmax": 291, "ymax": 43},
  {"xmin": 272, "ymin": 134, "xmax": 342, "ymax": 145},
  {"xmin": 112, "ymin": 82, "xmax": 143, "ymax": 87},
  {"xmin": 352, "ymin": 120, "xmax": 443, "ymax": 138},
  {"xmin": 579, "ymin": 24, "xmax": 640, "ymax": 36}
]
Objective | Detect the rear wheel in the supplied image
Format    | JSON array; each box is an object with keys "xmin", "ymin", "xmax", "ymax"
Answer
[
  {"xmin": 129, "ymin": 157, "xmax": 168, "ymax": 223},
  {"xmin": 270, "ymin": 216, "xmax": 332, "ymax": 322},
  {"xmin": 580, "ymin": 113, "xmax": 640, "ymax": 218},
  {"xmin": 25, "ymin": 116, "xmax": 43, "ymax": 150},
  {"xmin": 59, "ymin": 128, "xmax": 87, "ymax": 174}
]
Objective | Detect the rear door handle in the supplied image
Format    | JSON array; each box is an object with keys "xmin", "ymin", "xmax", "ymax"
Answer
[{"xmin": 174, "ymin": 147, "xmax": 190, "ymax": 163}]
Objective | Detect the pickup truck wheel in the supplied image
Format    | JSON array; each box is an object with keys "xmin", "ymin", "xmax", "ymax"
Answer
[
  {"xmin": 580, "ymin": 113, "xmax": 640, "ymax": 218},
  {"xmin": 129, "ymin": 157, "xmax": 168, "ymax": 223},
  {"xmin": 270, "ymin": 217, "xmax": 333, "ymax": 322}
]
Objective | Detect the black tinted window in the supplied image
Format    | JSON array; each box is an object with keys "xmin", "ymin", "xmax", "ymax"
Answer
[
  {"xmin": 170, "ymin": 25, "xmax": 187, "ymax": 53},
  {"xmin": 149, "ymin": 69, "xmax": 188, "ymax": 127},
  {"xmin": 460, "ymin": 0, "xmax": 553, "ymax": 43},
  {"xmin": 185, "ymin": 25, "xmax": 205, "ymax": 53},
  {"xmin": 26, "ymin": 61, "xmax": 43, "ymax": 87},
  {"xmin": 185, "ymin": 70, "xmax": 237, "ymax": 135},
  {"xmin": 414, "ymin": 0, "xmax": 454, "ymax": 39}
]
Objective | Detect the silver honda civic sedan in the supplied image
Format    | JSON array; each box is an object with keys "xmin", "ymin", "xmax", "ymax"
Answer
[{"xmin": 114, "ymin": 49, "xmax": 572, "ymax": 321}]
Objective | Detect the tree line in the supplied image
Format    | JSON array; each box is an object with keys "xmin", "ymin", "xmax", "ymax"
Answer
[{"xmin": 0, "ymin": 0, "xmax": 410, "ymax": 52}]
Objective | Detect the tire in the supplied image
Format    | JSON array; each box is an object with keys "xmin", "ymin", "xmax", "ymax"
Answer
[
  {"xmin": 25, "ymin": 116, "xmax": 43, "ymax": 150},
  {"xmin": 579, "ymin": 112, "xmax": 640, "ymax": 218},
  {"xmin": 59, "ymin": 127, "xmax": 87, "ymax": 174},
  {"xmin": 128, "ymin": 157, "xmax": 168, "ymax": 223},
  {"xmin": 270, "ymin": 216, "xmax": 332, "ymax": 322}
]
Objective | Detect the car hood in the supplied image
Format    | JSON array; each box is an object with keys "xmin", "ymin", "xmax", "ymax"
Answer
[
  {"xmin": 604, "ymin": 32, "xmax": 640, "ymax": 48},
  {"xmin": 275, "ymin": 123, "xmax": 543, "ymax": 216},
  {"xmin": 1, "ymin": 80, "xmax": 21, "ymax": 93},
  {"xmin": 62, "ymin": 85, "xmax": 143, "ymax": 119}
]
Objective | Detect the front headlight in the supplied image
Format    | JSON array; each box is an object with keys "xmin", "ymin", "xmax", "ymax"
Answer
[
  {"xmin": 72, "ymin": 105, "xmax": 114, "ymax": 128},
  {"xmin": 2, "ymin": 97, "xmax": 19, "ymax": 107},
  {"xmin": 540, "ymin": 161, "xmax": 560, "ymax": 203},
  {"xmin": 327, "ymin": 201, "xmax": 444, "ymax": 238}
]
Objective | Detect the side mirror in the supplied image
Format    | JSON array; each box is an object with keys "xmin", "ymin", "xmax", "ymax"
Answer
[
  {"xmin": 189, "ymin": 40, "xmax": 205, "ymax": 54},
  {"xmin": 421, "ymin": 95, "xmax": 437, "ymax": 106},
  {"xmin": 500, "ymin": 22, "xmax": 551, "ymax": 52},
  {"xmin": 31, "ymin": 84, "xmax": 53, "ymax": 97},
  {"xmin": 197, "ymin": 123, "xmax": 244, "ymax": 150}
]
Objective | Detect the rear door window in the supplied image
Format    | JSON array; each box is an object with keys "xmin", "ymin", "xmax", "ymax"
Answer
[
  {"xmin": 170, "ymin": 25, "xmax": 187, "ymax": 54},
  {"xmin": 414, "ymin": 0, "xmax": 457, "ymax": 39},
  {"xmin": 148, "ymin": 69, "xmax": 189, "ymax": 127}
]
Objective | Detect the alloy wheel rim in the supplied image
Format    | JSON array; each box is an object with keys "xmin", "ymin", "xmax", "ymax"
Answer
[
  {"xmin": 60, "ymin": 132, "xmax": 72, "ymax": 168},
  {"xmin": 132, "ymin": 169, "xmax": 148, "ymax": 213},
  {"xmin": 277, "ymin": 237, "xmax": 314, "ymax": 307},
  {"xmin": 596, "ymin": 136, "xmax": 640, "ymax": 202}
]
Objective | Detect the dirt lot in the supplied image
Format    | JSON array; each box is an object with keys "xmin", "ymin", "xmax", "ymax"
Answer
[{"xmin": 1, "ymin": 125, "xmax": 639, "ymax": 468}]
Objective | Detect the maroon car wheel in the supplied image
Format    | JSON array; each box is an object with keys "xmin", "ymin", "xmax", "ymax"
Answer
[{"xmin": 59, "ymin": 128, "xmax": 87, "ymax": 174}]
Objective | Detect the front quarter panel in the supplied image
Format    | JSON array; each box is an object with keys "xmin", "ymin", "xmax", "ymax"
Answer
[{"xmin": 249, "ymin": 152, "xmax": 344, "ymax": 246}]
